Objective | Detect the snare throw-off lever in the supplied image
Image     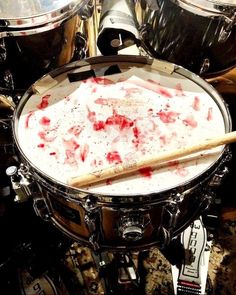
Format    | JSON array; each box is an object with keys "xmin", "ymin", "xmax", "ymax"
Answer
[{"xmin": 6, "ymin": 164, "xmax": 33, "ymax": 202}]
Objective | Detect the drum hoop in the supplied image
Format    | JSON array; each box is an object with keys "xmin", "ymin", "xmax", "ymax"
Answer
[
  {"xmin": 0, "ymin": 0, "xmax": 89, "ymax": 35},
  {"xmin": 13, "ymin": 55, "xmax": 232, "ymax": 203},
  {"xmin": 176, "ymin": 0, "xmax": 234, "ymax": 17}
]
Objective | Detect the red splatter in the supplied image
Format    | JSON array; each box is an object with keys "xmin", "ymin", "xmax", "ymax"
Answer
[
  {"xmin": 87, "ymin": 107, "xmax": 96, "ymax": 123},
  {"xmin": 175, "ymin": 83, "xmax": 185, "ymax": 96},
  {"xmin": 117, "ymin": 77, "xmax": 127, "ymax": 83},
  {"xmin": 133, "ymin": 126, "xmax": 140, "ymax": 139},
  {"xmin": 168, "ymin": 161, "xmax": 188, "ymax": 176},
  {"xmin": 95, "ymin": 98, "xmax": 109, "ymax": 105},
  {"xmin": 93, "ymin": 120, "xmax": 106, "ymax": 131},
  {"xmin": 63, "ymin": 138, "xmax": 80, "ymax": 151},
  {"xmin": 147, "ymin": 79, "xmax": 173, "ymax": 98},
  {"xmin": 132, "ymin": 126, "xmax": 141, "ymax": 148},
  {"xmin": 207, "ymin": 107, "xmax": 213, "ymax": 121},
  {"xmin": 176, "ymin": 167, "xmax": 188, "ymax": 177},
  {"xmin": 124, "ymin": 88, "xmax": 141, "ymax": 97},
  {"xmin": 139, "ymin": 167, "xmax": 153, "ymax": 178},
  {"xmin": 157, "ymin": 111, "xmax": 179, "ymax": 123},
  {"xmin": 192, "ymin": 96, "xmax": 200, "ymax": 111},
  {"xmin": 25, "ymin": 111, "xmax": 34, "ymax": 128},
  {"xmin": 49, "ymin": 152, "xmax": 56, "ymax": 156},
  {"xmin": 92, "ymin": 77, "xmax": 114, "ymax": 85},
  {"xmin": 129, "ymin": 79, "xmax": 173, "ymax": 98},
  {"xmin": 80, "ymin": 144, "xmax": 89, "ymax": 162},
  {"xmin": 168, "ymin": 160, "xmax": 179, "ymax": 168},
  {"xmin": 65, "ymin": 150, "xmax": 77, "ymax": 166},
  {"xmin": 39, "ymin": 116, "xmax": 51, "ymax": 126},
  {"xmin": 37, "ymin": 143, "xmax": 45, "ymax": 148},
  {"xmin": 68, "ymin": 125, "xmax": 83, "ymax": 136},
  {"xmin": 37, "ymin": 94, "xmax": 50, "ymax": 110},
  {"xmin": 91, "ymin": 159, "xmax": 103, "ymax": 167},
  {"xmin": 106, "ymin": 179, "xmax": 112, "ymax": 185},
  {"xmin": 38, "ymin": 131, "xmax": 56, "ymax": 142},
  {"xmin": 95, "ymin": 98, "xmax": 119, "ymax": 106},
  {"xmin": 147, "ymin": 79, "xmax": 160, "ymax": 86},
  {"xmin": 17, "ymin": 19, "xmax": 23, "ymax": 25},
  {"xmin": 159, "ymin": 132, "xmax": 176, "ymax": 146},
  {"xmin": 106, "ymin": 151, "xmax": 122, "ymax": 164},
  {"xmin": 159, "ymin": 135, "xmax": 167, "ymax": 145},
  {"xmin": 106, "ymin": 110, "xmax": 133, "ymax": 130},
  {"xmin": 183, "ymin": 116, "xmax": 198, "ymax": 128}
]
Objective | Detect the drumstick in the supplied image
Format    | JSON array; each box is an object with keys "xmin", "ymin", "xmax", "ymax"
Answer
[{"xmin": 68, "ymin": 130, "xmax": 236, "ymax": 188}]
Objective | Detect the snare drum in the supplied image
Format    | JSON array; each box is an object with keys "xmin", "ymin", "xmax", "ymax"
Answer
[
  {"xmin": 0, "ymin": 0, "xmax": 92, "ymax": 91},
  {"xmin": 12, "ymin": 55, "xmax": 231, "ymax": 250},
  {"xmin": 136, "ymin": 0, "xmax": 236, "ymax": 76}
]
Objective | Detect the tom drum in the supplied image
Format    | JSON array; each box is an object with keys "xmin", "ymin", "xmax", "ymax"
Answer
[
  {"xmin": 136, "ymin": 0, "xmax": 236, "ymax": 76},
  {"xmin": 0, "ymin": 0, "xmax": 93, "ymax": 91}
]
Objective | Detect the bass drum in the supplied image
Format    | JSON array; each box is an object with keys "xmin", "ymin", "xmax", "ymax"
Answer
[
  {"xmin": 135, "ymin": 0, "xmax": 236, "ymax": 76},
  {"xmin": 12, "ymin": 55, "xmax": 231, "ymax": 251},
  {"xmin": 0, "ymin": 0, "xmax": 94, "ymax": 91}
]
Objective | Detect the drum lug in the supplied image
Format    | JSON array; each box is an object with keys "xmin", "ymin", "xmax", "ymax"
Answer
[
  {"xmin": 219, "ymin": 12, "xmax": 236, "ymax": 43},
  {"xmin": 84, "ymin": 196, "xmax": 100, "ymax": 251},
  {"xmin": 158, "ymin": 195, "xmax": 182, "ymax": 248},
  {"xmin": 209, "ymin": 149, "xmax": 231, "ymax": 187},
  {"xmin": 6, "ymin": 164, "xmax": 33, "ymax": 203},
  {"xmin": 209, "ymin": 166, "xmax": 229, "ymax": 187},
  {"xmin": 33, "ymin": 197, "xmax": 51, "ymax": 221}
]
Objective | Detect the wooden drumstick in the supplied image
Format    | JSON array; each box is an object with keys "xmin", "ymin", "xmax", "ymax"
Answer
[{"xmin": 68, "ymin": 131, "xmax": 236, "ymax": 188}]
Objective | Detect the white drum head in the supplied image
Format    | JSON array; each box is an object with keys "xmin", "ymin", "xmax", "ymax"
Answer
[{"xmin": 16, "ymin": 58, "xmax": 229, "ymax": 196}]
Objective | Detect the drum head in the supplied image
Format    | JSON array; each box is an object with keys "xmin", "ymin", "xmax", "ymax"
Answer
[{"xmin": 14, "ymin": 56, "xmax": 231, "ymax": 197}]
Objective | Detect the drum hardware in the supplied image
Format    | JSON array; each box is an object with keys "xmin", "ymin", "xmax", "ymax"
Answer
[
  {"xmin": 1, "ymin": 69, "xmax": 14, "ymax": 90},
  {"xmin": 6, "ymin": 164, "xmax": 33, "ymax": 203},
  {"xmin": 94, "ymin": 251, "xmax": 142, "ymax": 294},
  {"xmin": 84, "ymin": 198, "xmax": 101, "ymax": 251},
  {"xmin": 171, "ymin": 218, "xmax": 211, "ymax": 295},
  {"xmin": 200, "ymin": 58, "xmax": 211, "ymax": 76},
  {"xmin": 73, "ymin": 31, "xmax": 88, "ymax": 60},
  {"xmin": 97, "ymin": 0, "xmax": 140, "ymax": 55},
  {"xmin": 208, "ymin": 148, "xmax": 232, "ymax": 187},
  {"xmin": 117, "ymin": 214, "xmax": 150, "ymax": 242},
  {"xmin": 33, "ymin": 197, "xmax": 52, "ymax": 222},
  {"xmin": 158, "ymin": 200, "xmax": 181, "ymax": 248},
  {"xmin": 79, "ymin": 0, "xmax": 95, "ymax": 20},
  {"xmin": 0, "ymin": 38, "xmax": 7, "ymax": 63},
  {"xmin": 208, "ymin": 166, "xmax": 229, "ymax": 187},
  {"xmin": 219, "ymin": 12, "xmax": 236, "ymax": 42}
]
